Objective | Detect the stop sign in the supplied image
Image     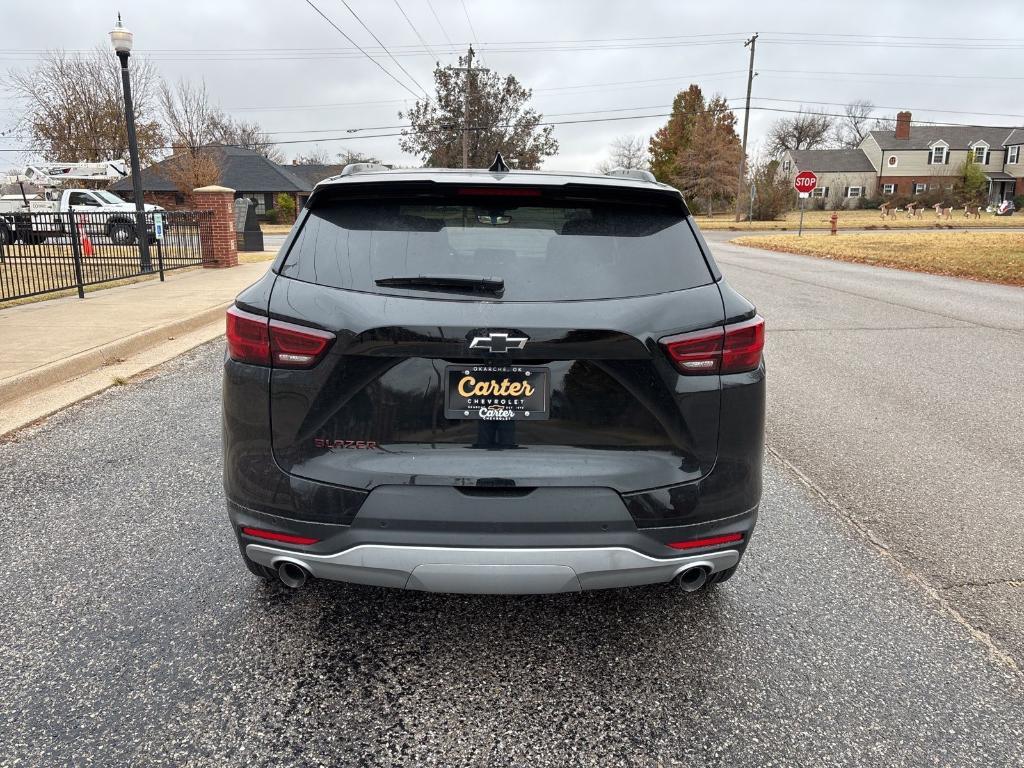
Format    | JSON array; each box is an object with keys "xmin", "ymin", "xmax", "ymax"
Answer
[{"xmin": 794, "ymin": 171, "xmax": 818, "ymax": 194}]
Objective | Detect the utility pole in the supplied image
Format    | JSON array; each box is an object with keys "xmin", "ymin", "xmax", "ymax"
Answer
[
  {"xmin": 734, "ymin": 32, "xmax": 758, "ymax": 222},
  {"xmin": 452, "ymin": 46, "xmax": 488, "ymax": 168}
]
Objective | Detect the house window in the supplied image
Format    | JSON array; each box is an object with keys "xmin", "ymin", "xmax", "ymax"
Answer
[
  {"xmin": 973, "ymin": 145, "xmax": 987, "ymax": 163},
  {"xmin": 882, "ymin": 183, "xmax": 896, "ymax": 195},
  {"xmin": 1009, "ymin": 145, "xmax": 1020, "ymax": 164},
  {"xmin": 887, "ymin": 156, "xmax": 898, "ymax": 167},
  {"xmin": 845, "ymin": 186, "xmax": 863, "ymax": 198},
  {"xmin": 930, "ymin": 146, "xmax": 946, "ymax": 164},
  {"xmin": 913, "ymin": 183, "xmax": 927, "ymax": 195},
  {"xmin": 782, "ymin": 159, "xmax": 791, "ymax": 173},
  {"xmin": 811, "ymin": 187, "xmax": 829, "ymax": 198},
  {"xmin": 238, "ymin": 193, "xmax": 267, "ymax": 215}
]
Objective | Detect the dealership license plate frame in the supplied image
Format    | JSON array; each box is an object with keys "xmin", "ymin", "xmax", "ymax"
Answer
[{"xmin": 445, "ymin": 364, "xmax": 550, "ymax": 421}]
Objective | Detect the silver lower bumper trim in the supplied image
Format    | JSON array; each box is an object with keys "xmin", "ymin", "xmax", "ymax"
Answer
[{"xmin": 245, "ymin": 543, "xmax": 740, "ymax": 594}]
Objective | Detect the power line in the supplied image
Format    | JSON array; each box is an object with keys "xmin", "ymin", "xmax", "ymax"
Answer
[
  {"xmin": 393, "ymin": 0, "xmax": 440, "ymax": 63},
  {"xmin": 5, "ymin": 104, "xmax": 1022, "ymax": 154},
  {"xmin": 336, "ymin": 0, "xmax": 429, "ymax": 98},
  {"xmin": 302, "ymin": 0, "xmax": 422, "ymax": 99},
  {"xmin": 425, "ymin": 0, "xmax": 453, "ymax": 46}
]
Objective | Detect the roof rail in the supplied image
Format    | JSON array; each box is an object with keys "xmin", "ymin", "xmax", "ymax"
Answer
[
  {"xmin": 339, "ymin": 162, "xmax": 390, "ymax": 177},
  {"xmin": 605, "ymin": 167, "xmax": 657, "ymax": 183}
]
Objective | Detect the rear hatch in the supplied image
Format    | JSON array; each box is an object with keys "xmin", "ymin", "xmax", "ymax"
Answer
[{"xmin": 266, "ymin": 180, "xmax": 725, "ymax": 493}]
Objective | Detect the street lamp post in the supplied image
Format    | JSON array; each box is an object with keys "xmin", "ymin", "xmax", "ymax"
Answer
[{"xmin": 110, "ymin": 14, "xmax": 152, "ymax": 272}]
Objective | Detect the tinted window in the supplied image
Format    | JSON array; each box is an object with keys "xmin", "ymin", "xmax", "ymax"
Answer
[{"xmin": 280, "ymin": 196, "xmax": 712, "ymax": 301}]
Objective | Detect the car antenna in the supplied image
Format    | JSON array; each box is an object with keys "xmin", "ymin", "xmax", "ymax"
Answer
[{"xmin": 488, "ymin": 152, "xmax": 510, "ymax": 173}]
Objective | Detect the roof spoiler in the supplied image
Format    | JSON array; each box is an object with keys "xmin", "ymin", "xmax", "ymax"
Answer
[{"xmin": 605, "ymin": 167, "xmax": 657, "ymax": 183}]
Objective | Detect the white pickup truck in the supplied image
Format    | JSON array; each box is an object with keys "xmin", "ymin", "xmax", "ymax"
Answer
[{"xmin": 0, "ymin": 187, "xmax": 163, "ymax": 246}]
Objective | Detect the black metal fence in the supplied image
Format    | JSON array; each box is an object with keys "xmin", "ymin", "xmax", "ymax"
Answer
[{"xmin": 0, "ymin": 210, "xmax": 213, "ymax": 302}]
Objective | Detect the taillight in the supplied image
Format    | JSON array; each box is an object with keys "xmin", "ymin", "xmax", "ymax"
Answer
[
  {"xmin": 241, "ymin": 526, "xmax": 319, "ymax": 546},
  {"xmin": 226, "ymin": 306, "xmax": 335, "ymax": 368},
  {"xmin": 226, "ymin": 306, "xmax": 270, "ymax": 365},
  {"xmin": 667, "ymin": 532, "xmax": 743, "ymax": 550},
  {"xmin": 269, "ymin": 319, "xmax": 335, "ymax": 368},
  {"xmin": 660, "ymin": 315, "xmax": 764, "ymax": 375}
]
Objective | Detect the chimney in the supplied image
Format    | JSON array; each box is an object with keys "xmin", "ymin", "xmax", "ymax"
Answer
[{"xmin": 895, "ymin": 111, "xmax": 912, "ymax": 140}]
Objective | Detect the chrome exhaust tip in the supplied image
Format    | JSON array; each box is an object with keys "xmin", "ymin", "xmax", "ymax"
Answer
[
  {"xmin": 277, "ymin": 561, "xmax": 310, "ymax": 589},
  {"xmin": 674, "ymin": 566, "xmax": 710, "ymax": 593}
]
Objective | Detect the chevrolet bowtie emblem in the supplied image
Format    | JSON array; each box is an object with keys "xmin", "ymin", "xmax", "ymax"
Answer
[{"xmin": 469, "ymin": 332, "xmax": 529, "ymax": 353}]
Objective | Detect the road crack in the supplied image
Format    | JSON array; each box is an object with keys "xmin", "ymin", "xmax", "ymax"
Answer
[{"xmin": 765, "ymin": 443, "xmax": 1022, "ymax": 678}]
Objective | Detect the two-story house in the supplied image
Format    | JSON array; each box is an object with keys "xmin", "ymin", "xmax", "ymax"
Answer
[
  {"xmin": 860, "ymin": 111, "xmax": 1018, "ymax": 201},
  {"xmin": 778, "ymin": 111, "xmax": 1022, "ymax": 205}
]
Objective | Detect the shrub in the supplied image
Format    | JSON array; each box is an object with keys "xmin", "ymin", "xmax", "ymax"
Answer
[{"xmin": 274, "ymin": 193, "xmax": 297, "ymax": 223}]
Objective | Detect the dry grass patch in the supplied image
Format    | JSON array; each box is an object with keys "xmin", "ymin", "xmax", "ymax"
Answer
[
  {"xmin": 238, "ymin": 250, "xmax": 276, "ymax": 264},
  {"xmin": 732, "ymin": 231, "xmax": 1024, "ymax": 286},
  {"xmin": 696, "ymin": 209, "xmax": 1023, "ymax": 231},
  {"xmin": 259, "ymin": 223, "xmax": 293, "ymax": 235}
]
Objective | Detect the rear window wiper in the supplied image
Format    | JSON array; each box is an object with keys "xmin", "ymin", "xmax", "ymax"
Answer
[{"xmin": 374, "ymin": 274, "xmax": 505, "ymax": 295}]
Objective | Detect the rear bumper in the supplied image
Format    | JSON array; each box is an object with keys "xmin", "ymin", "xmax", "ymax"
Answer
[{"xmin": 244, "ymin": 542, "xmax": 740, "ymax": 594}]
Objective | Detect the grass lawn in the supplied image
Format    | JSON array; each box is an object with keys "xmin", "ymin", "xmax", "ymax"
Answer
[
  {"xmin": 238, "ymin": 250, "xmax": 277, "ymax": 264},
  {"xmin": 259, "ymin": 223, "xmax": 293, "ymax": 235},
  {"xmin": 732, "ymin": 231, "xmax": 1024, "ymax": 286},
  {"xmin": 695, "ymin": 209, "xmax": 1023, "ymax": 231}
]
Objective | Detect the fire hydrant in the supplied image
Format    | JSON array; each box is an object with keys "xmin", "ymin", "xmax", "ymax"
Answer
[{"xmin": 830, "ymin": 211, "xmax": 839, "ymax": 235}]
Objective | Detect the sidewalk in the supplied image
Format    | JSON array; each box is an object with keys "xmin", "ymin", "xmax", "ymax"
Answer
[{"xmin": 0, "ymin": 262, "xmax": 269, "ymax": 426}]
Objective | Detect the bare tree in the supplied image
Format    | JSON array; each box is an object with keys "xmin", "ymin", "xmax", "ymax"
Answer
[
  {"xmin": 337, "ymin": 148, "xmax": 380, "ymax": 166},
  {"xmin": 873, "ymin": 114, "xmax": 896, "ymax": 132},
  {"xmin": 160, "ymin": 149, "xmax": 222, "ymax": 193},
  {"xmin": 833, "ymin": 100, "xmax": 876, "ymax": 148},
  {"xmin": 596, "ymin": 135, "xmax": 649, "ymax": 173},
  {"xmin": 160, "ymin": 79, "xmax": 222, "ymax": 158},
  {"xmin": 213, "ymin": 115, "xmax": 284, "ymax": 162},
  {"xmin": 292, "ymin": 147, "xmax": 334, "ymax": 165},
  {"xmin": 161, "ymin": 79, "xmax": 281, "ymax": 162},
  {"xmin": 5, "ymin": 47, "xmax": 165, "ymax": 164},
  {"xmin": 765, "ymin": 109, "xmax": 834, "ymax": 156}
]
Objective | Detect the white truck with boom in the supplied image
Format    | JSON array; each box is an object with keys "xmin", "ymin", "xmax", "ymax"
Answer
[{"xmin": 0, "ymin": 161, "xmax": 162, "ymax": 245}]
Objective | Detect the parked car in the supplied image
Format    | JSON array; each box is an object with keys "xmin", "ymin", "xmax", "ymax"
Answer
[{"xmin": 222, "ymin": 160, "xmax": 766, "ymax": 594}]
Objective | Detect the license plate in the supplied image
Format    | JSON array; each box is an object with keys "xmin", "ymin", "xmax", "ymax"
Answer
[{"xmin": 445, "ymin": 365, "xmax": 549, "ymax": 421}]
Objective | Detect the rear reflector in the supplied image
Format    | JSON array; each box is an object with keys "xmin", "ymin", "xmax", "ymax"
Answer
[
  {"xmin": 667, "ymin": 532, "xmax": 743, "ymax": 550},
  {"xmin": 660, "ymin": 315, "xmax": 764, "ymax": 375},
  {"xmin": 226, "ymin": 306, "xmax": 335, "ymax": 369},
  {"xmin": 241, "ymin": 527, "xmax": 319, "ymax": 546}
]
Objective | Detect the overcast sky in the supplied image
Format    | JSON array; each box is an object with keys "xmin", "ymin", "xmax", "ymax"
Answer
[{"xmin": 1, "ymin": 0, "xmax": 1022, "ymax": 170}]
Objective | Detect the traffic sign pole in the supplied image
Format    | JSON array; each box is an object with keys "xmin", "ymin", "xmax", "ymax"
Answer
[{"xmin": 793, "ymin": 172, "xmax": 818, "ymax": 238}]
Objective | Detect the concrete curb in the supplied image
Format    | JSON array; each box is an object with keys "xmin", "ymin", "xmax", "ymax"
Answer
[
  {"xmin": 0, "ymin": 318, "xmax": 226, "ymax": 439},
  {"xmin": 0, "ymin": 302, "xmax": 230, "ymax": 406}
]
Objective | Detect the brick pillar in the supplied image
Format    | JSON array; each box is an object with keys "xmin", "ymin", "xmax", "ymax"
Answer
[{"xmin": 193, "ymin": 185, "xmax": 238, "ymax": 268}]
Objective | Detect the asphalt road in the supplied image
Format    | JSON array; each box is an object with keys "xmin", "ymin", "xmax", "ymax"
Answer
[
  {"xmin": 707, "ymin": 232, "xmax": 1024, "ymax": 667},
  {"xmin": 2, "ymin": 279, "xmax": 1024, "ymax": 764}
]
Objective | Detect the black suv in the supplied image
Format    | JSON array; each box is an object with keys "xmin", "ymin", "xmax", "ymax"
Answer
[{"xmin": 223, "ymin": 161, "xmax": 765, "ymax": 594}]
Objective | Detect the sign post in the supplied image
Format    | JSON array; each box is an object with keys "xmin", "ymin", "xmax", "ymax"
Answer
[{"xmin": 793, "ymin": 171, "xmax": 818, "ymax": 237}]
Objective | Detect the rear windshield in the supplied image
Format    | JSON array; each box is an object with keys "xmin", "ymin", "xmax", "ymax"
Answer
[{"xmin": 279, "ymin": 194, "xmax": 712, "ymax": 301}]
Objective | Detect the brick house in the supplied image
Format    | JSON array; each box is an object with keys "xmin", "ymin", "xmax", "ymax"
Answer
[
  {"xmin": 108, "ymin": 146, "xmax": 345, "ymax": 220},
  {"xmin": 780, "ymin": 111, "xmax": 1023, "ymax": 204}
]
